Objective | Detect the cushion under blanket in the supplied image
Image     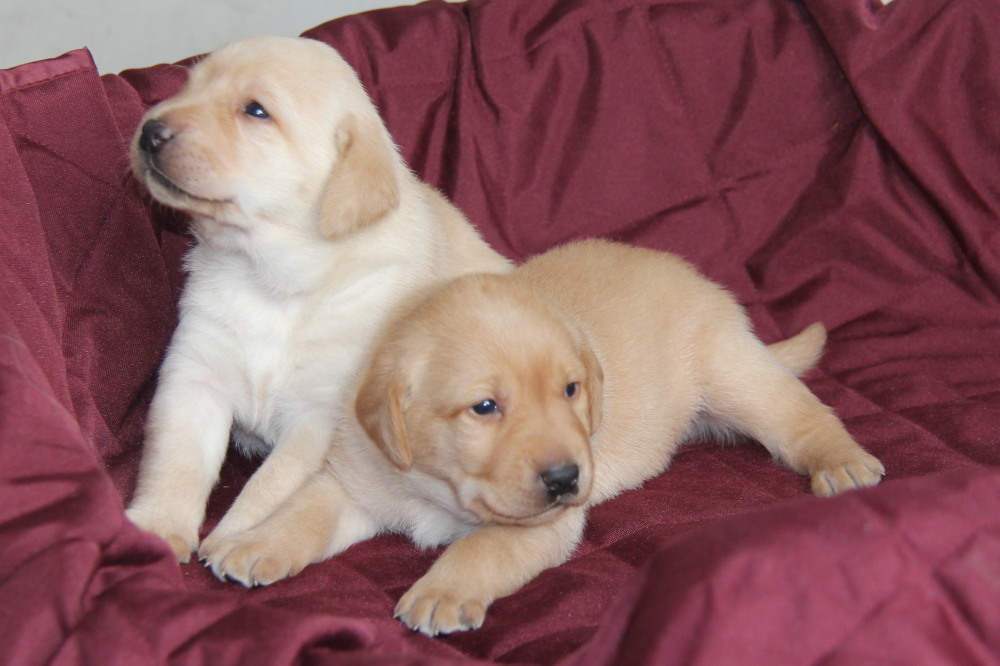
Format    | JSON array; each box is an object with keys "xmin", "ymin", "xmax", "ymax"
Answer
[{"xmin": 1, "ymin": 0, "xmax": 998, "ymax": 663}]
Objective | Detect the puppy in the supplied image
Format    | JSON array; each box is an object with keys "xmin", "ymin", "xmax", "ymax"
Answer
[
  {"xmin": 125, "ymin": 36, "xmax": 511, "ymax": 563},
  {"xmin": 203, "ymin": 238, "xmax": 884, "ymax": 635}
]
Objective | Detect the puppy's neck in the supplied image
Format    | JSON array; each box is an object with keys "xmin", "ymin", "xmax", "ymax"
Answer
[
  {"xmin": 189, "ymin": 215, "xmax": 334, "ymax": 296},
  {"xmin": 188, "ymin": 210, "xmax": 410, "ymax": 300}
]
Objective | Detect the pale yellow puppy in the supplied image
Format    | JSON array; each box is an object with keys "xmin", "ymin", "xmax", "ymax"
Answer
[
  {"xmin": 124, "ymin": 36, "xmax": 510, "ymax": 564},
  {"xmin": 205, "ymin": 239, "xmax": 884, "ymax": 637}
]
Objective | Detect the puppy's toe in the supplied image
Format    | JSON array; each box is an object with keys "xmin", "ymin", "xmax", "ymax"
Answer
[
  {"xmin": 395, "ymin": 585, "xmax": 486, "ymax": 636},
  {"xmin": 811, "ymin": 453, "xmax": 885, "ymax": 496},
  {"xmin": 197, "ymin": 530, "xmax": 229, "ymax": 561},
  {"xmin": 199, "ymin": 532, "xmax": 307, "ymax": 587}
]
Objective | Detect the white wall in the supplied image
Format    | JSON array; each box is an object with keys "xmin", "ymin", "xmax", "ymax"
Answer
[{"xmin": 1, "ymin": 0, "xmax": 407, "ymax": 73}]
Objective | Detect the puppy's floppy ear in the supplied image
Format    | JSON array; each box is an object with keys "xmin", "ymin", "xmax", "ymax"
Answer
[
  {"xmin": 580, "ymin": 342, "xmax": 604, "ymax": 435},
  {"xmin": 356, "ymin": 347, "xmax": 413, "ymax": 470},
  {"xmin": 321, "ymin": 113, "xmax": 401, "ymax": 238}
]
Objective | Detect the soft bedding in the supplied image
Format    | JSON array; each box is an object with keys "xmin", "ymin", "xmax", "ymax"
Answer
[{"xmin": 1, "ymin": 0, "xmax": 998, "ymax": 663}]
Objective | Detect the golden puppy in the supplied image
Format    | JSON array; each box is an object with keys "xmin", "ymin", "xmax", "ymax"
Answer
[
  {"xmin": 204, "ymin": 239, "xmax": 884, "ymax": 636},
  {"xmin": 125, "ymin": 36, "xmax": 510, "ymax": 564}
]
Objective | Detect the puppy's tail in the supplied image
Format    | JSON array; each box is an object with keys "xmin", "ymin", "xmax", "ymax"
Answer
[{"xmin": 766, "ymin": 322, "xmax": 827, "ymax": 377}]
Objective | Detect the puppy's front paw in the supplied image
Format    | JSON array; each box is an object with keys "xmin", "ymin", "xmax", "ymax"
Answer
[
  {"xmin": 811, "ymin": 452, "xmax": 885, "ymax": 496},
  {"xmin": 199, "ymin": 529, "xmax": 310, "ymax": 587},
  {"xmin": 125, "ymin": 506, "xmax": 199, "ymax": 563},
  {"xmin": 395, "ymin": 580, "xmax": 487, "ymax": 636}
]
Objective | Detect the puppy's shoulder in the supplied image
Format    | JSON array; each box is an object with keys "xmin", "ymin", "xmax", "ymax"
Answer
[{"xmin": 421, "ymin": 186, "xmax": 512, "ymax": 275}]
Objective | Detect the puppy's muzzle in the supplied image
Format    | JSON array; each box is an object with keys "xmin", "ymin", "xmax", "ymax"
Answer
[
  {"xmin": 138, "ymin": 119, "xmax": 174, "ymax": 156},
  {"xmin": 540, "ymin": 462, "xmax": 579, "ymax": 499}
]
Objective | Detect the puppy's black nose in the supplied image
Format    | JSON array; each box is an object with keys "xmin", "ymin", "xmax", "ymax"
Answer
[
  {"xmin": 138, "ymin": 119, "xmax": 173, "ymax": 155},
  {"xmin": 540, "ymin": 463, "xmax": 579, "ymax": 498}
]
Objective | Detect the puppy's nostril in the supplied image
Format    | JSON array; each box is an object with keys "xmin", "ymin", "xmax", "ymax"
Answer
[
  {"xmin": 139, "ymin": 119, "xmax": 174, "ymax": 154},
  {"xmin": 540, "ymin": 463, "xmax": 579, "ymax": 498}
]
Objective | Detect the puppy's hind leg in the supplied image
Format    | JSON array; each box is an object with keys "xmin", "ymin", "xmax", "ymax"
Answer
[{"xmin": 703, "ymin": 330, "xmax": 884, "ymax": 496}]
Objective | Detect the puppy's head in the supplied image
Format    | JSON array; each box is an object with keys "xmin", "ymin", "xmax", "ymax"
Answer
[
  {"xmin": 131, "ymin": 36, "xmax": 400, "ymax": 240},
  {"xmin": 356, "ymin": 275, "xmax": 604, "ymax": 526}
]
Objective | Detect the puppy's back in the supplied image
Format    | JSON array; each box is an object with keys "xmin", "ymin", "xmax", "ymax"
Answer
[
  {"xmin": 512, "ymin": 239, "xmax": 742, "ymax": 345},
  {"xmin": 511, "ymin": 239, "xmax": 749, "ymax": 499}
]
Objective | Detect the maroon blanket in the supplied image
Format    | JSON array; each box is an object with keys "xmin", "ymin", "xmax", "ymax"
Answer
[{"xmin": 2, "ymin": 0, "xmax": 998, "ymax": 663}]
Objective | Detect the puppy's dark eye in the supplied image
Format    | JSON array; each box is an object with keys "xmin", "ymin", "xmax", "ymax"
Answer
[
  {"xmin": 564, "ymin": 382, "xmax": 579, "ymax": 398},
  {"xmin": 243, "ymin": 102, "xmax": 270, "ymax": 119},
  {"xmin": 471, "ymin": 399, "xmax": 500, "ymax": 416}
]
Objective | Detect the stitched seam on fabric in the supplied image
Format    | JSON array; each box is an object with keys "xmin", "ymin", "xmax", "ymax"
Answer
[
  {"xmin": 829, "ymin": 379, "xmax": 985, "ymax": 469},
  {"xmin": 0, "ymin": 334, "xmax": 77, "ymax": 430},
  {"xmin": 931, "ymin": 526, "xmax": 1000, "ymax": 657},
  {"xmin": 1, "ymin": 137, "xmax": 66, "ymax": 354},
  {"xmin": 10, "ymin": 131, "xmax": 123, "ymax": 191},
  {"xmin": 0, "ymin": 68, "xmax": 87, "ymax": 95},
  {"xmin": 634, "ymin": 2, "xmax": 702, "ymax": 163},
  {"xmin": 68, "ymin": 188, "xmax": 129, "ymax": 291},
  {"xmin": 816, "ymin": 509, "xmax": 1000, "ymax": 665},
  {"xmin": 605, "ymin": 125, "xmax": 860, "ymax": 241}
]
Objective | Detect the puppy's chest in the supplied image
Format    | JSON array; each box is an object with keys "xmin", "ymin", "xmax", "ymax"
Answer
[{"xmin": 192, "ymin": 282, "xmax": 367, "ymax": 422}]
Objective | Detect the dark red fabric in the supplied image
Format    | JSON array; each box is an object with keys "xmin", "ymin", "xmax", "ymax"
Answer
[{"xmin": 1, "ymin": 0, "xmax": 998, "ymax": 663}]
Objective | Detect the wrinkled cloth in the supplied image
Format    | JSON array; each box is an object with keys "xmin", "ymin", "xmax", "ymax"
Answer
[{"xmin": 1, "ymin": 0, "xmax": 998, "ymax": 663}]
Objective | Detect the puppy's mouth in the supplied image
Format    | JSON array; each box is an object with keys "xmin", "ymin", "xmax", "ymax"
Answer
[
  {"xmin": 474, "ymin": 497, "xmax": 570, "ymax": 526},
  {"xmin": 142, "ymin": 158, "xmax": 233, "ymax": 206}
]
